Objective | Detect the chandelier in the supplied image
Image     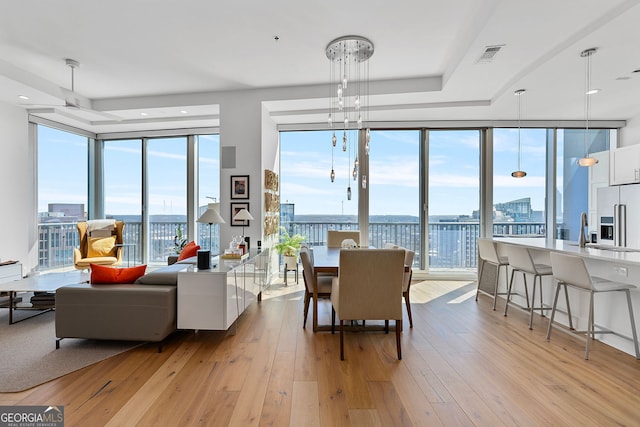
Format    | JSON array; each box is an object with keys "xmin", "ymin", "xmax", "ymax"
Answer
[
  {"xmin": 326, "ymin": 36, "xmax": 374, "ymax": 199},
  {"xmin": 577, "ymin": 47, "xmax": 599, "ymax": 167}
]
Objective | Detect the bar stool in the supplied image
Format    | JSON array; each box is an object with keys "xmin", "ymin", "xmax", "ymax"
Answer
[
  {"xmin": 475, "ymin": 239, "xmax": 510, "ymax": 310},
  {"xmin": 503, "ymin": 245, "xmax": 553, "ymax": 329},
  {"xmin": 547, "ymin": 251, "xmax": 640, "ymax": 360}
]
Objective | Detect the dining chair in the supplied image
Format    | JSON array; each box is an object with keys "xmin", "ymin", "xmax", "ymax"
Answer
[
  {"xmin": 330, "ymin": 248, "xmax": 405, "ymax": 360},
  {"xmin": 503, "ymin": 244, "xmax": 553, "ymax": 329},
  {"xmin": 326, "ymin": 230, "xmax": 360, "ymax": 248},
  {"xmin": 385, "ymin": 243, "xmax": 415, "ymax": 328},
  {"xmin": 476, "ymin": 239, "xmax": 510, "ymax": 310},
  {"xmin": 547, "ymin": 251, "xmax": 640, "ymax": 360},
  {"xmin": 300, "ymin": 246, "xmax": 333, "ymax": 329}
]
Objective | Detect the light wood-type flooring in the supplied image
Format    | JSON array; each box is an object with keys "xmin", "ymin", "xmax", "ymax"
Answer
[{"xmin": 1, "ymin": 279, "xmax": 639, "ymax": 426}]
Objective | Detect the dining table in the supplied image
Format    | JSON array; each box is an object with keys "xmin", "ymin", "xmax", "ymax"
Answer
[{"xmin": 310, "ymin": 246, "xmax": 409, "ymax": 332}]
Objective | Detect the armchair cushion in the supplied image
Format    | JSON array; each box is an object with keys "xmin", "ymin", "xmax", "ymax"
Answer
[{"xmin": 87, "ymin": 236, "xmax": 117, "ymax": 258}]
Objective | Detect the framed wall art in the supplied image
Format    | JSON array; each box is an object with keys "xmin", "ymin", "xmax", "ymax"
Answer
[
  {"xmin": 230, "ymin": 202, "xmax": 250, "ymax": 226},
  {"xmin": 230, "ymin": 175, "xmax": 249, "ymax": 199}
]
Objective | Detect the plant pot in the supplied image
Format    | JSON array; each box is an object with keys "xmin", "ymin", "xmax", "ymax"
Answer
[{"xmin": 283, "ymin": 255, "xmax": 297, "ymax": 270}]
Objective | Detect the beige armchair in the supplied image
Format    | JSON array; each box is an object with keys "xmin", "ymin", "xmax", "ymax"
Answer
[
  {"xmin": 73, "ymin": 220, "xmax": 124, "ymax": 270},
  {"xmin": 300, "ymin": 246, "xmax": 333, "ymax": 329},
  {"xmin": 330, "ymin": 248, "xmax": 405, "ymax": 360},
  {"xmin": 326, "ymin": 230, "xmax": 360, "ymax": 248}
]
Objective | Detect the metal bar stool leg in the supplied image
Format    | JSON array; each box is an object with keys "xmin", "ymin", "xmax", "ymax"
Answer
[
  {"xmin": 624, "ymin": 289, "xmax": 640, "ymax": 359},
  {"xmin": 546, "ymin": 282, "xmax": 562, "ymax": 341}
]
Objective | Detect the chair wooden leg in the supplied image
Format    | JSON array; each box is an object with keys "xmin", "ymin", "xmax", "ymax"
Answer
[
  {"xmin": 404, "ymin": 290, "xmax": 413, "ymax": 328},
  {"xmin": 396, "ymin": 319, "xmax": 402, "ymax": 360},
  {"xmin": 303, "ymin": 290, "xmax": 310, "ymax": 329},
  {"xmin": 340, "ymin": 320, "xmax": 344, "ymax": 360},
  {"xmin": 331, "ymin": 307, "xmax": 335, "ymax": 334}
]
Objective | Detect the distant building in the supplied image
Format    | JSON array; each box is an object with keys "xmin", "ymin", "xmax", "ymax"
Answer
[{"xmin": 40, "ymin": 203, "xmax": 86, "ymax": 223}]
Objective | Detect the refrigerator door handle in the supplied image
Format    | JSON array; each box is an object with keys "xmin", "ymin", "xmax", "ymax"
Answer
[{"xmin": 614, "ymin": 203, "xmax": 627, "ymax": 247}]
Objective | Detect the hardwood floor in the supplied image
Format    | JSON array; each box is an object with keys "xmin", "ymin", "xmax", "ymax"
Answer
[{"xmin": 1, "ymin": 279, "xmax": 640, "ymax": 426}]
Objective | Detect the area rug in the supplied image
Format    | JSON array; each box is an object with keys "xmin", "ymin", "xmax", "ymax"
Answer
[{"xmin": 0, "ymin": 310, "xmax": 141, "ymax": 392}]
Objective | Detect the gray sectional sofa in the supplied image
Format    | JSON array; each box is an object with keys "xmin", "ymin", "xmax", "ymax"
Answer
[{"xmin": 55, "ymin": 258, "xmax": 196, "ymax": 350}]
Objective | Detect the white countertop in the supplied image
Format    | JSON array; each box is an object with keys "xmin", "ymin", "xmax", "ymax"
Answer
[{"xmin": 493, "ymin": 237, "xmax": 640, "ymax": 266}]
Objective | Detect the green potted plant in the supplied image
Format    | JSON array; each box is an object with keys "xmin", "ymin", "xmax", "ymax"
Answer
[{"xmin": 274, "ymin": 226, "xmax": 306, "ymax": 268}]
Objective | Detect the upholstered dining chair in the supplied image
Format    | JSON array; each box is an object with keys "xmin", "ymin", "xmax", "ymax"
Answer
[
  {"xmin": 331, "ymin": 248, "xmax": 405, "ymax": 360},
  {"xmin": 300, "ymin": 246, "xmax": 333, "ymax": 329},
  {"xmin": 74, "ymin": 220, "xmax": 125, "ymax": 270},
  {"xmin": 385, "ymin": 243, "xmax": 416, "ymax": 329},
  {"xmin": 326, "ymin": 230, "xmax": 360, "ymax": 248}
]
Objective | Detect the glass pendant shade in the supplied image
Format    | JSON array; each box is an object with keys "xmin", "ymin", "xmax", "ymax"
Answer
[
  {"xmin": 330, "ymin": 168, "xmax": 335, "ymax": 182},
  {"xmin": 347, "ymin": 186, "xmax": 352, "ymax": 200}
]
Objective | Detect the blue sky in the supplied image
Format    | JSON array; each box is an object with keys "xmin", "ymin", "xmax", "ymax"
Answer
[
  {"xmin": 38, "ymin": 125, "xmax": 547, "ymax": 219},
  {"xmin": 280, "ymin": 129, "xmax": 547, "ymax": 217}
]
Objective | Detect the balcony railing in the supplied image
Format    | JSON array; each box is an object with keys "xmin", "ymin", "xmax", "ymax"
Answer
[
  {"xmin": 38, "ymin": 220, "xmax": 544, "ymax": 272},
  {"xmin": 38, "ymin": 222, "xmax": 220, "ymax": 271}
]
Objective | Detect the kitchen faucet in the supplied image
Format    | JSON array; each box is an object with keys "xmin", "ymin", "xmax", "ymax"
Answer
[{"xmin": 579, "ymin": 212, "xmax": 588, "ymax": 248}]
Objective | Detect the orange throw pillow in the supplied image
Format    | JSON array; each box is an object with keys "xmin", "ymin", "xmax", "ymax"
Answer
[
  {"xmin": 178, "ymin": 240, "xmax": 200, "ymax": 261},
  {"xmin": 90, "ymin": 264, "xmax": 147, "ymax": 284}
]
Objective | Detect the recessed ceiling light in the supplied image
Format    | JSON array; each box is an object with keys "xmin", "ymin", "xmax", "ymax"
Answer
[
  {"xmin": 180, "ymin": 110, "xmax": 188, "ymax": 114},
  {"xmin": 140, "ymin": 112, "xmax": 148, "ymax": 116},
  {"xmin": 18, "ymin": 95, "xmax": 29, "ymax": 100},
  {"xmin": 632, "ymin": 69, "xmax": 640, "ymax": 73},
  {"xmin": 586, "ymin": 89, "xmax": 600, "ymax": 95},
  {"xmin": 616, "ymin": 76, "xmax": 631, "ymax": 80}
]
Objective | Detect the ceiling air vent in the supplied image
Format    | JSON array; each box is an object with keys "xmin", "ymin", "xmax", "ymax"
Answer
[{"xmin": 477, "ymin": 45, "xmax": 505, "ymax": 64}]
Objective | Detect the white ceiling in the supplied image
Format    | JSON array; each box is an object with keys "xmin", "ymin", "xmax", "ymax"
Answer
[{"xmin": 1, "ymin": 0, "xmax": 639, "ymax": 134}]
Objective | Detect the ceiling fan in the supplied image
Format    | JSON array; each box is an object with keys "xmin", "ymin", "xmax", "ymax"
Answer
[{"xmin": 25, "ymin": 58, "xmax": 120, "ymax": 121}]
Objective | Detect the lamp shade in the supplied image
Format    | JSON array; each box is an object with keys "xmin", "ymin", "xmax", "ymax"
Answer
[
  {"xmin": 233, "ymin": 208, "xmax": 254, "ymax": 222},
  {"xmin": 197, "ymin": 203, "xmax": 226, "ymax": 224}
]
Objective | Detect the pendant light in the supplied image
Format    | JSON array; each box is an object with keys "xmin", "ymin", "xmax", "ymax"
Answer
[
  {"xmin": 577, "ymin": 48, "xmax": 599, "ymax": 167},
  {"xmin": 511, "ymin": 89, "xmax": 527, "ymax": 178}
]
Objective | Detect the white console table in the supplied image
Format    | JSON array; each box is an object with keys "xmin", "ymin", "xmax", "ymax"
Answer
[{"xmin": 177, "ymin": 250, "xmax": 267, "ymax": 331}]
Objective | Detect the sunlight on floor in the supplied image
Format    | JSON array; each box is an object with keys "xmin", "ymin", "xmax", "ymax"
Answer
[
  {"xmin": 409, "ymin": 280, "xmax": 474, "ymax": 304},
  {"xmin": 259, "ymin": 277, "xmax": 474, "ymax": 303}
]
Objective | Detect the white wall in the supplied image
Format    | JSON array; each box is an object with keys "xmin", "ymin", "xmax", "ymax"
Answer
[
  {"xmin": 0, "ymin": 102, "xmax": 34, "ymax": 273},
  {"xmin": 619, "ymin": 112, "xmax": 640, "ymax": 147}
]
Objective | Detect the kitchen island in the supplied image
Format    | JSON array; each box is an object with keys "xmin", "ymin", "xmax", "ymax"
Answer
[{"xmin": 490, "ymin": 237, "xmax": 640, "ymax": 358}]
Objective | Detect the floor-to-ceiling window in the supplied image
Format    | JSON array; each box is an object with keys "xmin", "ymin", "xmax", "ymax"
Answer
[
  {"xmin": 493, "ymin": 128, "xmax": 547, "ymax": 237},
  {"xmin": 556, "ymin": 128, "xmax": 610, "ymax": 241},
  {"xmin": 368, "ymin": 130, "xmax": 420, "ymax": 266},
  {"xmin": 147, "ymin": 137, "xmax": 188, "ymax": 262},
  {"xmin": 427, "ymin": 130, "xmax": 480, "ymax": 272},
  {"xmin": 37, "ymin": 124, "xmax": 89, "ymax": 270},
  {"xmin": 197, "ymin": 134, "xmax": 221, "ymax": 254},
  {"xmin": 104, "ymin": 139, "xmax": 142, "ymax": 264},
  {"xmin": 280, "ymin": 130, "xmax": 359, "ymax": 245}
]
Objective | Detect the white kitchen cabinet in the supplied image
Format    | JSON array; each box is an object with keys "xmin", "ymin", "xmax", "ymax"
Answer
[{"xmin": 610, "ymin": 144, "xmax": 640, "ymax": 185}]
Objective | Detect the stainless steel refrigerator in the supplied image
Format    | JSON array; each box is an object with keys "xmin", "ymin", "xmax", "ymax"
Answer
[{"xmin": 596, "ymin": 183, "xmax": 640, "ymax": 248}]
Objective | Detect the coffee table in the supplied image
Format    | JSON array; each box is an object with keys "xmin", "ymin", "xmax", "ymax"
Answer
[{"xmin": 0, "ymin": 270, "xmax": 89, "ymax": 324}]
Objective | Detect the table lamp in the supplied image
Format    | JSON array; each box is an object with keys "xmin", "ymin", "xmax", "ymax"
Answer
[
  {"xmin": 233, "ymin": 208, "xmax": 254, "ymax": 249},
  {"xmin": 197, "ymin": 202, "xmax": 225, "ymax": 250}
]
